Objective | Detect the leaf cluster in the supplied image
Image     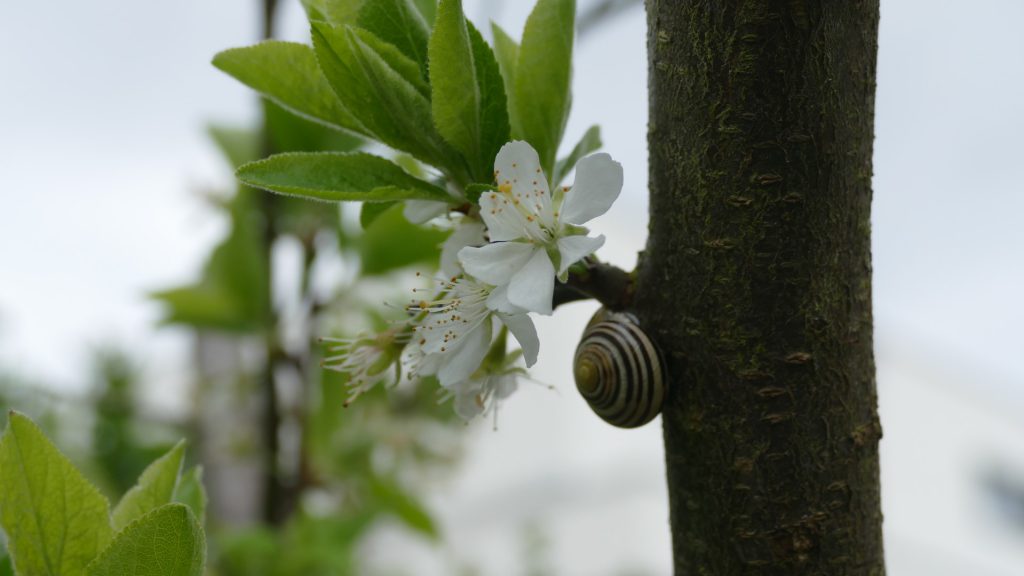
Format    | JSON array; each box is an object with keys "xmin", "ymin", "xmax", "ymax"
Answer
[
  {"xmin": 0, "ymin": 412, "xmax": 207, "ymax": 576},
  {"xmin": 151, "ymin": 102, "xmax": 448, "ymax": 331},
  {"xmin": 214, "ymin": 0, "xmax": 598, "ymax": 219}
]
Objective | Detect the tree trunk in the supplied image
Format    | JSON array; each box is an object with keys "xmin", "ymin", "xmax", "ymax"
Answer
[{"xmin": 636, "ymin": 1, "xmax": 884, "ymax": 573}]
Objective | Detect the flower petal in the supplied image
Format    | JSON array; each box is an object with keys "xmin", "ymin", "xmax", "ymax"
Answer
[
  {"xmin": 498, "ymin": 312, "xmax": 539, "ymax": 367},
  {"xmin": 440, "ymin": 219, "xmax": 486, "ymax": 277},
  {"xmin": 494, "ymin": 141, "xmax": 554, "ymax": 230},
  {"xmin": 556, "ymin": 234, "xmax": 605, "ymax": 276},
  {"xmin": 559, "ymin": 153, "xmax": 623, "ymax": 225},
  {"xmin": 403, "ymin": 199, "xmax": 449, "ymax": 224},
  {"xmin": 453, "ymin": 384, "xmax": 485, "ymax": 420},
  {"xmin": 486, "ymin": 284, "xmax": 518, "ymax": 314},
  {"xmin": 495, "ymin": 142, "xmax": 550, "ymax": 202},
  {"xmin": 458, "ymin": 242, "xmax": 535, "ymax": 286},
  {"xmin": 415, "ymin": 352, "xmax": 442, "ymax": 377},
  {"xmin": 507, "ymin": 248, "xmax": 555, "ymax": 315},
  {"xmin": 479, "ymin": 190, "xmax": 531, "ymax": 241},
  {"xmin": 438, "ymin": 316, "xmax": 492, "ymax": 386},
  {"xmin": 492, "ymin": 374, "xmax": 518, "ymax": 400}
]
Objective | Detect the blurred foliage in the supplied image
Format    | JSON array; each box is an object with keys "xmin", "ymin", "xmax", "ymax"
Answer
[
  {"xmin": 0, "ymin": 413, "xmax": 206, "ymax": 576},
  {"xmin": 90, "ymin": 349, "xmax": 175, "ymax": 496},
  {"xmin": 358, "ymin": 204, "xmax": 450, "ymax": 275}
]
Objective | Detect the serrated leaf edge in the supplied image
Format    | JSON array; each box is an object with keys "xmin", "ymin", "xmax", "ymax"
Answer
[
  {"xmin": 85, "ymin": 504, "xmax": 203, "ymax": 574},
  {"xmin": 235, "ymin": 151, "xmax": 449, "ymax": 202},
  {"xmin": 2, "ymin": 411, "xmax": 114, "ymax": 573}
]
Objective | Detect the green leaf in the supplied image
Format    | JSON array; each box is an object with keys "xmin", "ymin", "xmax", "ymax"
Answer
[
  {"xmin": 515, "ymin": 0, "xmax": 576, "ymax": 179},
  {"xmin": 237, "ymin": 152, "xmax": 450, "ymax": 203},
  {"xmin": 429, "ymin": 0, "xmax": 509, "ymax": 181},
  {"xmin": 312, "ymin": 22, "xmax": 463, "ymax": 175},
  {"xmin": 359, "ymin": 201, "xmax": 397, "ymax": 228},
  {"xmin": 150, "ymin": 286, "xmax": 254, "ymax": 332},
  {"xmin": 351, "ymin": 27, "xmax": 430, "ymax": 98},
  {"xmin": 173, "ymin": 467, "xmax": 207, "ymax": 527},
  {"xmin": 152, "ymin": 189, "xmax": 268, "ymax": 332},
  {"xmin": 428, "ymin": 0, "xmax": 476, "ymax": 161},
  {"xmin": 213, "ymin": 41, "xmax": 366, "ymax": 136},
  {"xmin": 0, "ymin": 553, "xmax": 12, "ymax": 576},
  {"xmin": 369, "ymin": 478, "xmax": 438, "ymax": 540},
  {"xmin": 301, "ymin": 0, "xmax": 364, "ymax": 24},
  {"xmin": 357, "ymin": 0, "xmax": 431, "ymax": 78},
  {"xmin": 412, "ymin": 0, "xmax": 436, "ymax": 24},
  {"xmin": 87, "ymin": 504, "xmax": 204, "ymax": 576},
  {"xmin": 0, "ymin": 411, "xmax": 113, "ymax": 576},
  {"xmin": 264, "ymin": 100, "xmax": 363, "ymax": 154},
  {"xmin": 490, "ymin": 22, "xmax": 520, "ymax": 139},
  {"xmin": 465, "ymin": 182, "xmax": 497, "ymax": 204},
  {"xmin": 208, "ymin": 125, "xmax": 260, "ymax": 169},
  {"xmin": 111, "ymin": 441, "xmax": 185, "ymax": 531},
  {"xmin": 467, "ymin": 22, "xmax": 511, "ymax": 178},
  {"xmin": 553, "ymin": 124, "xmax": 601, "ymax": 185},
  {"xmin": 359, "ymin": 204, "xmax": 449, "ymax": 275}
]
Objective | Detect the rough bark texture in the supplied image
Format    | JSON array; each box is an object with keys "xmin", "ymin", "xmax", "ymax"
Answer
[{"xmin": 636, "ymin": 1, "xmax": 884, "ymax": 573}]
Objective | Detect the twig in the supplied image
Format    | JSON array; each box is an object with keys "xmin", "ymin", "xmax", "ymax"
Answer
[{"xmin": 553, "ymin": 258, "xmax": 634, "ymax": 311}]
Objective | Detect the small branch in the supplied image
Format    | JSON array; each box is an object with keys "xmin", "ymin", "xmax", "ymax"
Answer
[
  {"xmin": 258, "ymin": 0, "xmax": 290, "ymax": 527},
  {"xmin": 553, "ymin": 258, "xmax": 634, "ymax": 311}
]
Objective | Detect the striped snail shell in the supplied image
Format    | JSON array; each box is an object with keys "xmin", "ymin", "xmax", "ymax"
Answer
[{"xmin": 573, "ymin": 309, "xmax": 667, "ymax": 428}]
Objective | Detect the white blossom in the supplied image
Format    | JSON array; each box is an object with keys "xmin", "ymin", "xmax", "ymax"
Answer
[
  {"xmin": 407, "ymin": 276, "xmax": 538, "ymax": 387},
  {"xmin": 321, "ymin": 333, "xmax": 401, "ymax": 406},
  {"xmin": 439, "ymin": 218, "xmax": 486, "ymax": 277},
  {"xmin": 458, "ymin": 141, "xmax": 622, "ymax": 315},
  {"xmin": 446, "ymin": 369, "xmax": 521, "ymax": 422}
]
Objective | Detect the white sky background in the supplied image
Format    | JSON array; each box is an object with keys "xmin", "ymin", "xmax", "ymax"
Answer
[{"xmin": 1, "ymin": 0, "xmax": 1024, "ymax": 574}]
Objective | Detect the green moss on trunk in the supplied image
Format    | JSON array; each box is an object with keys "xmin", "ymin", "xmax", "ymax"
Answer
[{"xmin": 637, "ymin": 1, "xmax": 884, "ymax": 573}]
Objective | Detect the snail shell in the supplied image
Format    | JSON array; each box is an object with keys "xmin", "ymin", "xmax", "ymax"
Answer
[{"xmin": 573, "ymin": 309, "xmax": 667, "ymax": 428}]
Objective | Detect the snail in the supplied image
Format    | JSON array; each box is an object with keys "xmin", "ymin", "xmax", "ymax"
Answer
[{"xmin": 573, "ymin": 309, "xmax": 667, "ymax": 428}]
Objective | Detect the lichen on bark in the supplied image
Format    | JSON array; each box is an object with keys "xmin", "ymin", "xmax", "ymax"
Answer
[{"xmin": 636, "ymin": 1, "xmax": 884, "ymax": 573}]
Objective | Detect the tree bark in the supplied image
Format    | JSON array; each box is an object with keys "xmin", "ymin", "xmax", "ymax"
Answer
[{"xmin": 636, "ymin": 1, "xmax": 884, "ymax": 573}]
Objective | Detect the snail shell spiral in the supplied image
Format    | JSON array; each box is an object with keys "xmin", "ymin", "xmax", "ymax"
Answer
[{"xmin": 573, "ymin": 310, "xmax": 667, "ymax": 428}]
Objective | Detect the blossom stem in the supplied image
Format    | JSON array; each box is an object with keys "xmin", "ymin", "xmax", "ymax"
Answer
[{"xmin": 553, "ymin": 258, "xmax": 634, "ymax": 311}]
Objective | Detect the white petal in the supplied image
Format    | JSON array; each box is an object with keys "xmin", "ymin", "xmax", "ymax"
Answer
[
  {"xmin": 458, "ymin": 242, "xmax": 535, "ymax": 286},
  {"xmin": 556, "ymin": 234, "xmax": 605, "ymax": 276},
  {"xmin": 494, "ymin": 141, "xmax": 554, "ymax": 229},
  {"xmin": 507, "ymin": 248, "xmax": 555, "ymax": 315},
  {"xmin": 492, "ymin": 374, "xmax": 519, "ymax": 400},
  {"xmin": 498, "ymin": 312, "xmax": 539, "ymax": 367},
  {"xmin": 453, "ymin": 386, "xmax": 485, "ymax": 420},
  {"xmin": 403, "ymin": 200, "xmax": 449, "ymax": 224},
  {"xmin": 479, "ymin": 190, "xmax": 530, "ymax": 241},
  {"xmin": 494, "ymin": 141, "xmax": 550, "ymax": 199},
  {"xmin": 486, "ymin": 284, "xmax": 520, "ymax": 314},
  {"xmin": 415, "ymin": 352, "xmax": 442, "ymax": 377},
  {"xmin": 440, "ymin": 219, "xmax": 486, "ymax": 276},
  {"xmin": 559, "ymin": 153, "xmax": 623, "ymax": 225},
  {"xmin": 437, "ymin": 317, "xmax": 492, "ymax": 386}
]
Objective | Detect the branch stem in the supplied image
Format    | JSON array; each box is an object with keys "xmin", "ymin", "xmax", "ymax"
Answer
[{"xmin": 554, "ymin": 259, "xmax": 633, "ymax": 311}]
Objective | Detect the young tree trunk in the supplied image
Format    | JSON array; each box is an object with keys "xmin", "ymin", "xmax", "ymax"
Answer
[{"xmin": 636, "ymin": 2, "xmax": 884, "ymax": 573}]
